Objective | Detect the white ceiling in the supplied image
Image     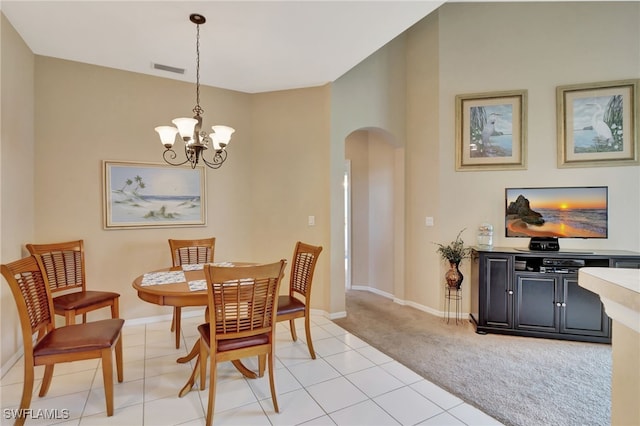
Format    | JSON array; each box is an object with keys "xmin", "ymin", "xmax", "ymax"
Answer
[{"xmin": 1, "ymin": 1, "xmax": 446, "ymax": 94}]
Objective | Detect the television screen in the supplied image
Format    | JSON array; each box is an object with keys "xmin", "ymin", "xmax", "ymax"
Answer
[{"xmin": 505, "ymin": 186, "xmax": 608, "ymax": 239}]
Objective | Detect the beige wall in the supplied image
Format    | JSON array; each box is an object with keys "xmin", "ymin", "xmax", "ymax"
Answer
[
  {"xmin": 405, "ymin": 11, "xmax": 441, "ymax": 308},
  {"xmin": 0, "ymin": 14, "xmax": 35, "ymax": 366},
  {"xmin": 368, "ymin": 132, "xmax": 396, "ymax": 295},
  {"xmin": 249, "ymin": 86, "xmax": 331, "ymax": 308}
]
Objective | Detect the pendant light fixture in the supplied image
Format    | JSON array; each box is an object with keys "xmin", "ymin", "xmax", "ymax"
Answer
[{"xmin": 155, "ymin": 13, "xmax": 234, "ymax": 169}]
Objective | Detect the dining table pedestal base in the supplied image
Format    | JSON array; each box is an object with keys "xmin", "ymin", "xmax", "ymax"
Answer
[{"xmin": 177, "ymin": 339, "xmax": 259, "ymax": 397}]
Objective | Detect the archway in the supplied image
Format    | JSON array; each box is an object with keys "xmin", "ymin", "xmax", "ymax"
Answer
[{"xmin": 344, "ymin": 127, "xmax": 405, "ymax": 303}]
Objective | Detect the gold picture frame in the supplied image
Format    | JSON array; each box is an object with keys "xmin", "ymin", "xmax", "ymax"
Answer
[
  {"xmin": 455, "ymin": 90, "xmax": 527, "ymax": 171},
  {"xmin": 557, "ymin": 79, "xmax": 638, "ymax": 168},
  {"xmin": 103, "ymin": 160, "xmax": 207, "ymax": 229}
]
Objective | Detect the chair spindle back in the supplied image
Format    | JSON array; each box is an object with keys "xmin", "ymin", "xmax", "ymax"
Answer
[
  {"xmin": 169, "ymin": 238, "xmax": 215, "ymax": 266},
  {"xmin": 205, "ymin": 261, "xmax": 286, "ymax": 339},
  {"xmin": 290, "ymin": 242, "xmax": 323, "ymax": 298},
  {"xmin": 1, "ymin": 256, "xmax": 55, "ymax": 350},
  {"xmin": 26, "ymin": 240, "xmax": 86, "ymax": 293}
]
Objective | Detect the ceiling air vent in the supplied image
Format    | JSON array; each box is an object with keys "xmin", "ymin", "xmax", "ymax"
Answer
[{"xmin": 152, "ymin": 63, "xmax": 185, "ymax": 75}]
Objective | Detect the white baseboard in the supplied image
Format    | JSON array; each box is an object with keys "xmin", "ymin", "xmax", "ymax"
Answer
[
  {"xmin": 123, "ymin": 308, "xmax": 205, "ymax": 327},
  {"xmin": 348, "ymin": 285, "xmax": 468, "ymax": 318},
  {"xmin": 351, "ymin": 285, "xmax": 394, "ymax": 299}
]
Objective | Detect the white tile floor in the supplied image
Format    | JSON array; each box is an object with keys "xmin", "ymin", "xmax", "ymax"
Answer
[{"xmin": 1, "ymin": 314, "xmax": 503, "ymax": 426}]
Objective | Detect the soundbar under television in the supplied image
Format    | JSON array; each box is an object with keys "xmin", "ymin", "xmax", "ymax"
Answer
[{"xmin": 505, "ymin": 186, "xmax": 608, "ymax": 251}]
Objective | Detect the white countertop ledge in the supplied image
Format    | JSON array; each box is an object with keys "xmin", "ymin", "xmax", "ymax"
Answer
[{"xmin": 578, "ymin": 267, "xmax": 640, "ymax": 333}]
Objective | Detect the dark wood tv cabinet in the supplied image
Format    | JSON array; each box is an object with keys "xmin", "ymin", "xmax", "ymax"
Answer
[{"xmin": 469, "ymin": 247, "xmax": 640, "ymax": 343}]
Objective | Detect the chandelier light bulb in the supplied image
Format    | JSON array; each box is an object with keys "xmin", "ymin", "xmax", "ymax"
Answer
[
  {"xmin": 154, "ymin": 126, "xmax": 179, "ymax": 147},
  {"xmin": 210, "ymin": 133, "xmax": 222, "ymax": 151},
  {"xmin": 171, "ymin": 118, "xmax": 198, "ymax": 141},
  {"xmin": 211, "ymin": 125, "xmax": 235, "ymax": 145}
]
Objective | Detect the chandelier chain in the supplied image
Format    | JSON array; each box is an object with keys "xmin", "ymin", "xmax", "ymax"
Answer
[{"xmin": 193, "ymin": 22, "xmax": 204, "ymax": 116}]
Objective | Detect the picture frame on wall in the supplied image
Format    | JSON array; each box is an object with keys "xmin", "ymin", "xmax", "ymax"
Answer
[
  {"xmin": 455, "ymin": 90, "xmax": 527, "ymax": 171},
  {"xmin": 103, "ymin": 160, "xmax": 206, "ymax": 229},
  {"xmin": 557, "ymin": 79, "xmax": 638, "ymax": 168}
]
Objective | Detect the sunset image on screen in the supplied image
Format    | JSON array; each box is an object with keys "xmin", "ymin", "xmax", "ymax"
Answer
[
  {"xmin": 505, "ymin": 187, "xmax": 608, "ymax": 238},
  {"xmin": 529, "ymin": 188, "xmax": 607, "ymax": 210}
]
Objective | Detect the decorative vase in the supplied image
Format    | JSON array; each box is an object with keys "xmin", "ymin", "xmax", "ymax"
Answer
[{"xmin": 445, "ymin": 261, "xmax": 463, "ymax": 289}]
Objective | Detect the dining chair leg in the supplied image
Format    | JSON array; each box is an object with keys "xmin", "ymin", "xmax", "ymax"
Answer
[
  {"xmin": 268, "ymin": 351, "xmax": 279, "ymax": 413},
  {"xmin": 174, "ymin": 307, "xmax": 182, "ymax": 349},
  {"xmin": 111, "ymin": 298, "xmax": 120, "ymax": 319},
  {"xmin": 205, "ymin": 354, "xmax": 217, "ymax": 426},
  {"xmin": 200, "ymin": 341, "xmax": 207, "ymax": 390},
  {"xmin": 258, "ymin": 354, "xmax": 266, "ymax": 378},
  {"xmin": 65, "ymin": 310, "xmax": 76, "ymax": 325},
  {"xmin": 39, "ymin": 364, "xmax": 55, "ymax": 397},
  {"xmin": 115, "ymin": 335, "xmax": 124, "ymax": 383},
  {"xmin": 101, "ymin": 348, "xmax": 115, "ymax": 416},
  {"xmin": 16, "ymin": 363, "xmax": 35, "ymax": 426},
  {"xmin": 288, "ymin": 319, "xmax": 298, "ymax": 341},
  {"xmin": 304, "ymin": 314, "xmax": 316, "ymax": 359}
]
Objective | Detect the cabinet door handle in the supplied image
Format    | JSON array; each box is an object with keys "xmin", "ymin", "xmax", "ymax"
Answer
[
  {"xmin": 561, "ymin": 302, "xmax": 566, "ymax": 307},
  {"xmin": 556, "ymin": 302, "xmax": 562, "ymax": 307},
  {"xmin": 508, "ymin": 290, "xmax": 514, "ymax": 295}
]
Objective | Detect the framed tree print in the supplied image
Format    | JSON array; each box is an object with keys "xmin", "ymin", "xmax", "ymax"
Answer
[
  {"xmin": 557, "ymin": 79, "xmax": 638, "ymax": 168},
  {"xmin": 455, "ymin": 90, "xmax": 527, "ymax": 171}
]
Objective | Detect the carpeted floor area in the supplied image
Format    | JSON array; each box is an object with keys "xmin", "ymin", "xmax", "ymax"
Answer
[{"xmin": 333, "ymin": 290, "xmax": 611, "ymax": 426}]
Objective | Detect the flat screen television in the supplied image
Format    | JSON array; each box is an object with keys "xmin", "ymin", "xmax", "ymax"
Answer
[{"xmin": 505, "ymin": 186, "xmax": 608, "ymax": 248}]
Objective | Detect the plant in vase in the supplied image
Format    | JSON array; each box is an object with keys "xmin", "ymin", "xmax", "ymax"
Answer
[{"xmin": 435, "ymin": 229, "xmax": 472, "ymax": 289}]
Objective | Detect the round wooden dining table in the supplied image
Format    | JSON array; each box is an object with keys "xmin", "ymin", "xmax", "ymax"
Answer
[{"xmin": 131, "ymin": 263, "xmax": 258, "ymax": 380}]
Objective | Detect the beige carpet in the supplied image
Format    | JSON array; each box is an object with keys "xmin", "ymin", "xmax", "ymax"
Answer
[{"xmin": 333, "ymin": 290, "xmax": 611, "ymax": 426}]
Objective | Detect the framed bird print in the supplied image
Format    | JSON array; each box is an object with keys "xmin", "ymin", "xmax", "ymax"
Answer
[
  {"xmin": 455, "ymin": 90, "xmax": 527, "ymax": 171},
  {"xmin": 557, "ymin": 79, "xmax": 638, "ymax": 168}
]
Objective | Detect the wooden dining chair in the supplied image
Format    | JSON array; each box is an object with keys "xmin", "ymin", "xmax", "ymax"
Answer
[
  {"xmin": 276, "ymin": 241, "xmax": 323, "ymax": 359},
  {"xmin": 179, "ymin": 260, "xmax": 286, "ymax": 426},
  {"xmin": 168, "ymin": 237, "xmax": 216, "ymax": 349},
  {"xmin": 1, "ymin": 256, "xmax": 124, "ymax": 426},
  {"xmin": 26, "ymin": 240, "xmax": 120, "ymax": 325}
]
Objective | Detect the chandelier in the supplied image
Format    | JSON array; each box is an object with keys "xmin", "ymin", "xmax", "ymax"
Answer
[{"xmin": 155, "ymin": 14, "xmax": 234, "ymax": 169}]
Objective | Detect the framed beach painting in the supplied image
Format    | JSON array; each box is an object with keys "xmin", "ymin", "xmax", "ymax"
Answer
[
  {"xmin": 455, "ymin": 90, "xmax": 527, "ymax": 171},
  {"xmin": 557, "ymin": 79, "xmax": 638, "ymax": 168},
  {"xmin": 103, "ymin": 161, "xmax": 206, "ymax": 229}
]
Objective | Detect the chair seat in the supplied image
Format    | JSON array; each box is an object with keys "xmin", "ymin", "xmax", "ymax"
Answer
[
  {"xmin": 53, "ymin": 290, "xmax": 120, "ymax": 311},
  {"xmin": 276, "ymin": 295, "xmax": 305, "ymax": 316},
  {"xmin": 34, "ymin": 318, "xmax": 125, "ymax": 357},
  {"xmin": 197, "ymin": 323, "xmax": 269, "ymax": 352}
]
